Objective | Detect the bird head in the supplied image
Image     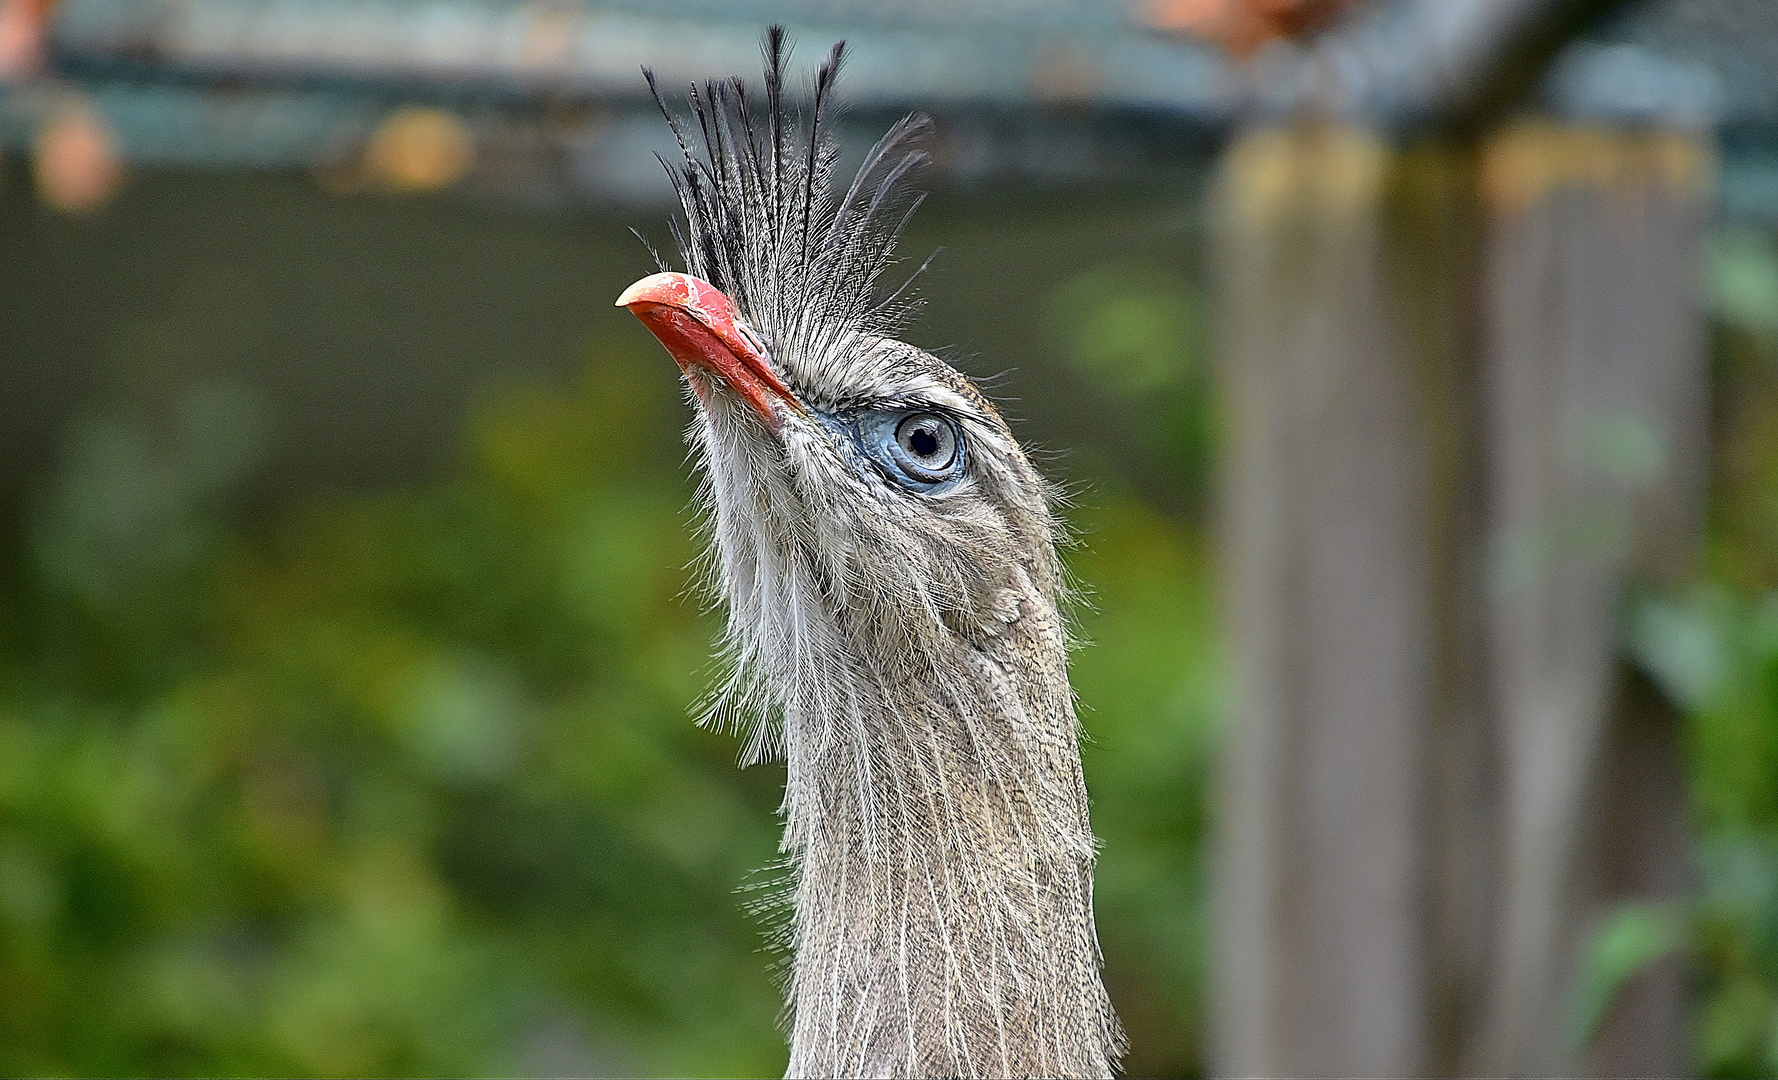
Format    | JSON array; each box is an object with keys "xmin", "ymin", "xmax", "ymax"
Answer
[{"xmin": 618, "ymin": 32, "xmax": 1063, "ymax": 761}]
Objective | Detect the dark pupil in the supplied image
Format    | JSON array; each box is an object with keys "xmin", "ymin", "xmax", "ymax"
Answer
[{"xmin": 908, "ymin": 425, "xmax": 939, "ymax": 458}]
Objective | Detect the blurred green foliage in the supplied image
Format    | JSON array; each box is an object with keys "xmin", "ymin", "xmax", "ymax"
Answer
[
  {"xmin": 0, "ymin": 263, "xmax": 1218, "ymax": 1075},
  {"xmin": 1611, "ymin": 225, "xmax": 1778, "ymax": 1078},
  {"xmin": 0, "ymin": 342, "xmax": 796, "ymax": 1076},
  {"xmin": 1047, "ymin": 261, "xmax": 1217, "ymax": 516},
  {"xmin": 1628, "ymin": 584, "xmax": 1778, "ymax": 1077}
]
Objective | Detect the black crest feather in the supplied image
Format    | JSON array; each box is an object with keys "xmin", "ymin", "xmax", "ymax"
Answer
[{"xmin": 645, "ymin": 27, "xmax": 936, "ymax": 368}]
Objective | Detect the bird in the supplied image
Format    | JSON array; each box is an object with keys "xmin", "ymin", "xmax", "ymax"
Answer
[{"xmin": 615, "ymin": 29, "xmax": 1123, "ymax": 1079}]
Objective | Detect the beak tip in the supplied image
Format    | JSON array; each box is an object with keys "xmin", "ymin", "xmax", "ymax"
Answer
[
  {"xmin": 616, "ymin": 271, "xmax": 692, "ymax": 311},
  {"xmin": 613, "ymin": 269, "xmax": 794, "ymax": 427}
]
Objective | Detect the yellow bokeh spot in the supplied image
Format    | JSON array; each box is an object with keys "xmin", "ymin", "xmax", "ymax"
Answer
[
  {"xmin": 362, "ymin": 107, "xmax": 473, "ymax": 193},
  {"xmin": 33, "ymin": 99, "xmax": 123, "ymax": 213}
]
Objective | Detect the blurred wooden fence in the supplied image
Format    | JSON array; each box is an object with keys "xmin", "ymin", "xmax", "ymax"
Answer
[{"xmin": 1213, "ymin": 121, "xmax": 1711, "ymax": 1077}]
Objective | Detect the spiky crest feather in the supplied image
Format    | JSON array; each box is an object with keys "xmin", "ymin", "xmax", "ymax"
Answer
[{"xmin": 645, "ymin": 29, "xmax": 937, "ymax": 383}]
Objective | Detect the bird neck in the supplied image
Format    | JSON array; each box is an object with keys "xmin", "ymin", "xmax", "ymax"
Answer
[{"xmin": 776, "ymin": 589, "xmax": 1121, "ymax": 1079}]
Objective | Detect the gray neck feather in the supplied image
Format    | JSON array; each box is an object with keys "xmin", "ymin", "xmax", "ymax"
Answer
[
  {"xmin": 779, "ymin": 595, "xmax": 1118, "ymax": 1079},
  {"xmin": 691, "ymin": 391, "xmax": 1123, "ymax": 1078}
]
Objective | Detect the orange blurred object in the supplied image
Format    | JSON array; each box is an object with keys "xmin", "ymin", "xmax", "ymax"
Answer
[
  {"xmin": 1144, "ymin": 0, "xmax": 1360, "ymax": 57},
  {"xmin": 33, "ymin": 99, "xmax": 123, "ymax": 212},
  {"xmin": 362, "ymin": 107, "xmax": 475, "ymax": 192},
  {"xmin": 0, "ymin": 0, "xmax": 53, "ymax": 81}
]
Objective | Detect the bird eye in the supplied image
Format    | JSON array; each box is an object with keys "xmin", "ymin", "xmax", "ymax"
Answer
[
  {"xmin": 836, "ymin": 408, "xmax": 966, "ymax": 491},
  {"xmin": 893, "ymin": 413, "xmax": 956, "ymax": 473}
]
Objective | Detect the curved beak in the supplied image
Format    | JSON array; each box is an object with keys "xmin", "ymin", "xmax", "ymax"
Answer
[{"xmin": 616, "ymin": 272, "xmax": 799, "ymax": 430}]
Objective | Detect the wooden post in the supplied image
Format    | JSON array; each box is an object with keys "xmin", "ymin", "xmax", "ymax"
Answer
[
  {"xmin": 1210, "ymin": 120, "xmax": 1711, "ymax": 1077},
  {"xmin": 1211, "ymin": 126, "xmax": 1484, "ymax": 1078},
  {"xmin": 1479, "ymin": 123, "xmax": 1711, "ymax": 1078}
]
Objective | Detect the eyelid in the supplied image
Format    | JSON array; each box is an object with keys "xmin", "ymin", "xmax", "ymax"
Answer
[{"xmin": 818, "ymin": 407, "xmax": 967, "ymax": 493}]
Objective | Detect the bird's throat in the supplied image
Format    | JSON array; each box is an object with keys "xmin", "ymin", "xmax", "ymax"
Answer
[{"xmin": 776, "ymin": 595, "xmax": 1121, "ymax": 1079}]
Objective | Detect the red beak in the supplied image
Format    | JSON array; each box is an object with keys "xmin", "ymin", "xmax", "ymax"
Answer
[{"xmin": 616, "ymin": 272, "xmax": 798, "ymax": 429}]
